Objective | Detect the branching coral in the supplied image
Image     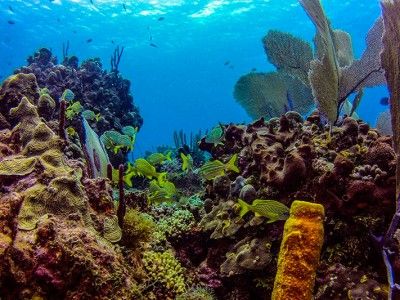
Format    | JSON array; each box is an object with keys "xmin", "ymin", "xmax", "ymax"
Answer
[
  {"xmin": 143, "ymin": 250, "xmax": 186, "ymax": 297},
  {"xmin": 152, "ymin": 209, "xmax": 195, "ymax": 245}
]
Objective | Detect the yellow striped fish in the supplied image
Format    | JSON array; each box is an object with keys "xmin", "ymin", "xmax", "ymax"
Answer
[
  {"xmin": 237, "ymin": 199, "xmax": 289, "ymax": 223},
  {"xmin": 199, "ymin": 154, "xmax": 240, "ymax": 180},
  {"xmin": 147, "ymin": 179, "xmax": 177, "ymax": 205}
]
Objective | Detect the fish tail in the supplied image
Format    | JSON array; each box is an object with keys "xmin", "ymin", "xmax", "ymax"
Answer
[
  {"xmin": 226, "ymin": 154, "xmax": 239, "ymax": 173},
  {"xmin": 166, "ymin": 151, "xmax": 172, "ymax": 161},
  {"xmin": 157, "ymin": 172, "xmax": 167, "ymax": 184},
  {"xmin": 123, "ymin": 172, "xmax": 134, "ymax": 188},
  {"xmin": 180, "ymin": 153, "xmax": 188, "ymax": 171},
  {"xmin": 238, "ymin": 199, "xmax": 250, "ymax": 218}
]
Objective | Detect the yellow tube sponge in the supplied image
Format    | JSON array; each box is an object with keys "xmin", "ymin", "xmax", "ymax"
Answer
[{"xmin": 272, "ymin": 200, "xmax": 325, "ymax": 300}]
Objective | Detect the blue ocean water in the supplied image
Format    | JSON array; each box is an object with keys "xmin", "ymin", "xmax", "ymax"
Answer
[{"xmin": 0, "ymin": 0, "xmax": 388, "ymax": 155}]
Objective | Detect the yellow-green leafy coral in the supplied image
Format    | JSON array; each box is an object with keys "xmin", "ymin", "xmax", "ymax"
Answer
[
  {"xmin": 17, "ymin": 175, "xmax": 91, "ymax": 231},
  {"xmin": 9, "ymin": 96, "xmax": 41, "ymax": 145},
  {"xmin": 37, "ymin": 93, "xmax": 56, "ymax": 120},
  {"xmin": 143, "ymin": 250, "xmax": 186, "ymax": 296}
]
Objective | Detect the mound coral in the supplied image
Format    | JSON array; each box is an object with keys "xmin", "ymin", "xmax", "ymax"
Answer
[
  {"xmin": 0, "ymin": 74, "xmax": 139, "ymax": 299},
  {"xmin": 15, "ymin": 48, "xmax": 143, "ymax": 139}
]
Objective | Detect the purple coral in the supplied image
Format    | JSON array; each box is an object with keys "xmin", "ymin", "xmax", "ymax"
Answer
[{"xmin": 15, "ymin": 48, "xmax": 143, "ymax": 135}]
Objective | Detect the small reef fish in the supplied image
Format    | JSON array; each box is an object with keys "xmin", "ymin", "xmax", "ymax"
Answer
[
  {"xmin": 131, "ymin": 158, "xmax": 167, "ymax": 183},
  {"xmin": 149, "ymin": 179, "xmax": 176, "ymax": 195},
  {"xmin": 8, "ymin": 6, "xmax": 14, "ymax": 13},
  {"xmin": 66, "ymin": 126, "xmax": 77, "ymax": 137},
  {"xmin": 60, "ymin": 89, "xmax": 75, "ymax": 102},
  {"xmin": 82, "ymin": 110, "xmax": 101, "ymax": 122},
  {"xmin": 158, "ymin": 17, "xmax": 165, "ymax": 21},
  {"xmin": 180, "ymin": 152, "xmax": 193, "ymax": 172},
  {"xmin": 8, "ymin": 20, "xmax": 15, "ymax": 25},
  {"xmin": 224, "ymin": 60, "xmax": 230, "ymax": 66},
  {"xmin": 123, "ymin": 3, "xmax": 127, "ymax": 11},
  {"xmin": 199, "ymin": 154, "xmax": 240, "ymax": 180},
  {"xmin": 205, "ymin": 124, "xmax": 224, "ymax": 146},
  {"xmin": 66, "ymin": 101, "xmax": 83, "ymax": 120},
  {"xmin": 147, "ymin": 179, "xmax": 177, "ymax": 205},
  {"xmin": 380, "ymin": 97, "xmax": 389, "ymax": 106},
  {"xmin": 237, "ymin": 199, "xmax": 290, "ymax": 222},
  {"xmin": 147, "ymin": 151, "xmax": 172, "ymax": 165},
  {"xmin": 86, "ymin": 38, "xmax": 93, "ymax": 43},
  {"xmin": 150, "ymin": 43, "xmax": 158, "ymax": 48}
]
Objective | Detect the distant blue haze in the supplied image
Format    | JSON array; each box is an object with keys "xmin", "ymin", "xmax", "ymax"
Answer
[{"xmin": 0, "ymin": 0, "xmax": 388, "ymax": 155}]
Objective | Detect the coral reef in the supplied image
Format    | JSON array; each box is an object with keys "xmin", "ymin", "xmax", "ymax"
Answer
[
  {"xmin": 0, "ymin": 74, "xmax": 140, "ymax": 299},
  {"xmin": 194, "ymin": 111, "xmax": 395, "ymax": 298},
  {"xmin": 0, "ymin": 2, "xmax": 399, "ymax": 299},
  {"xmin": 15, "ymin": 48, "xmax": 143, "ymax": 137}
]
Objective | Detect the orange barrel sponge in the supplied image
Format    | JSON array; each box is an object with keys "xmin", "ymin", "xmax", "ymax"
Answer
[{"xmin": 272, "ymin": 200, "xmax": 325, "ymax": 300}]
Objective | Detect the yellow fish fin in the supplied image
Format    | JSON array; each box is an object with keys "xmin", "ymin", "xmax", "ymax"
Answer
[
  {"xmin": 123, "ymin": 172, "xmax": 135, "ymax": 188},
  {"xmin": 113, "ymin": 145, "xmax": 123, "ymax": 154},
  {"xmin": 180, "ymin": 152, "xmax": 188, "ymax": 171},
  {"xmin": 157, "ymin": 172, "xmax": 168, "ymax": 184},
  {"xmin": 166, "ymin": 151, "xmax": 172, "ymax": 161},
  {"xmin": 238, "ymin": 199, "xmax": 250, "ymax": 218},
  {"xmin": 226, "ymin": 153, "xmax": 240, "ymax": 173}
]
